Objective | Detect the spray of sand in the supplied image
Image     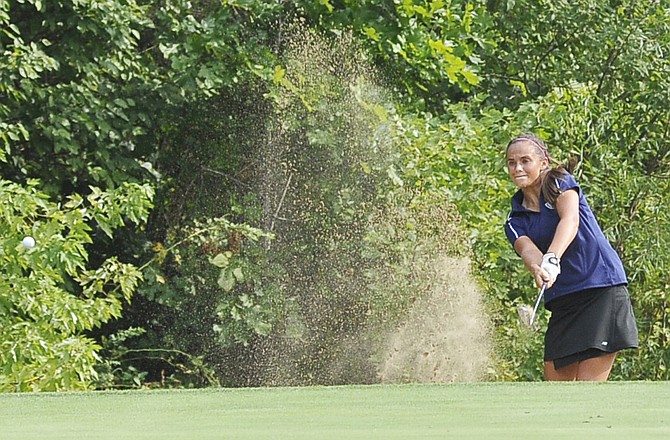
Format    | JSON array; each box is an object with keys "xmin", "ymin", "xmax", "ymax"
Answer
[
  {"xmin": 377, "ymin": 256, "xmax": 491, "ymax": 383},
  {"xmin": 248, "ymin": 24, "xmax": 491, "ymax": 385}
]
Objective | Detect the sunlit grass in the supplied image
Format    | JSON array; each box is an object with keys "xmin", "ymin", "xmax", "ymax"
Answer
[{"xmin": 1, "ymin": 382, "xmax": 668, "ymax": 439}]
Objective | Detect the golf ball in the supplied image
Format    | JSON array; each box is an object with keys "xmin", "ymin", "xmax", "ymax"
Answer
[{"xmin": 22, "ymin": 236, "xmax": 36, "ymax": 248}]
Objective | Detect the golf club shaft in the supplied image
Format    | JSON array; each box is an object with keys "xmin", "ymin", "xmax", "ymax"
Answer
[{"xmin": 529, "ymin": 282, "xmax": 547, "ymax": 326}]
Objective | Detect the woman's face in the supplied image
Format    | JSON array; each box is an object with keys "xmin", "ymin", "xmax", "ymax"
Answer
[{"xmin": 506, "ymin": 141, "xmax": 548, "ymax": 189}]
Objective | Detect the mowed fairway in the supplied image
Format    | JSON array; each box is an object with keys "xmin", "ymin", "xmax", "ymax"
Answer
[{"xmin": 1, "ymin": 382, "xmax": 668, "ymax": 439}]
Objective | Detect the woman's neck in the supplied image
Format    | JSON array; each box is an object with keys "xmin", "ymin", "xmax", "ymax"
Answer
[{"xmin": 522, "ymin": 187, "xmax": 542, "ymax": 212}]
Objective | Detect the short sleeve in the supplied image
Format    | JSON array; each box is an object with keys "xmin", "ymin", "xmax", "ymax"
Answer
[
  {"xmin": 505, "ymin": 214, "xmax": 525, "ymax": 247},
  {"xmin": 555, "ymin": 173, "xmax": 580, "ymax": 195}
]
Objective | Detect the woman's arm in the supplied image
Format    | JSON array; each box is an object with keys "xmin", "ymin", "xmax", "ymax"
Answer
[
  {"xmin": 513, "ymin": 189, "xmax": 580, "ymax": 288},
  {"xmin": 514, "ymin": 236, "xmax": 545, "ymax": 288},
  {"xmin": 547, "ymin": 188, "xmax": 580, "ymax": 258}
]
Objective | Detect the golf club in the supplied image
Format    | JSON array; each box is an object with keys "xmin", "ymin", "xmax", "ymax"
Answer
[{"xmin": 517, "ymin": 281, "xmax": 547, "ymax": 330}]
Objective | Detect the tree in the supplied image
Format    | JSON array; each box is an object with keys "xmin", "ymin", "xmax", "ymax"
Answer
[
  {"xmin": 462, "ymin": 0, "xmax": 670, "ymax": 379},
  {"xmin": 0, "ymin": 179, "xmax": 153, "ymax": 391},
  {"xmin": 0, "ymin": 0, "xmax": 285, "ymax": 388},
  {"xmin": 292, "ymin": 0, "xmax": 497, "ymax": 111},
  {"xmin": 4, "ymin": 0, "xmax": 670, "ymax": 389}
]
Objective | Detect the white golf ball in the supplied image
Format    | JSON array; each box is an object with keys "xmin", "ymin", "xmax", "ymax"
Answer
[{"xmin": 22, "ymin": 236, "xmax": 36, "ymax": 248}]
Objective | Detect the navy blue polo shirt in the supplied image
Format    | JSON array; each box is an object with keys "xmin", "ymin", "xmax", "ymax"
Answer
[{"xmin": 504, "ymin": 173, "xmax": 627, "ymax": 304}]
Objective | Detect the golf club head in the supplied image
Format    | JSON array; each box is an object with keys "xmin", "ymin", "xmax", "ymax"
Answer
[
  {"xmin": 518, "ymin": 282, "xmax": 547, "ymax": 331},
  {"xmin": 517, "ymin": 304, "xmax": 534, "ymax": 328}
]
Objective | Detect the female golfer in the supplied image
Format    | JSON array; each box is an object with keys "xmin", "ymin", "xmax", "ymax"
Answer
[{"xmin": 504, "ymin": 133, "xmax": 638, "ymax": 381}]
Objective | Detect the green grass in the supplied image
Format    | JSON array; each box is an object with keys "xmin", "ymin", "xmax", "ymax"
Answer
[{"xmin": 1, "ymin": 382, "xmax": 668, "ymax": 439}]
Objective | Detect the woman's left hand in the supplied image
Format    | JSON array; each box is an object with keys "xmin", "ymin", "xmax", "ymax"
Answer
[{"xmin": 541, "ymin": 252, "xmax": 561, "ymax": 284}]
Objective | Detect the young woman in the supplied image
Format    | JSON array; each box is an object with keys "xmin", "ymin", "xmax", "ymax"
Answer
[{"xmin": 504, "ymin": 133, "xmax": 638, "ymax": 381}]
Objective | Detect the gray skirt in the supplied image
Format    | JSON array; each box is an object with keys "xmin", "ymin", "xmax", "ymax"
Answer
[{"xmin": 544, "ymin": 285, "xmax": 638, "ymax": 370}]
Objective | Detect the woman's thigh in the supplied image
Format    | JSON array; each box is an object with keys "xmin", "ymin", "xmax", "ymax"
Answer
[
  {"xmin": 544, "ymin": 352, "xmax": 616, "ymax": 381},
  {"xmin": 576, "ymin": 352, "xmax": 617, "ymax": 381}
]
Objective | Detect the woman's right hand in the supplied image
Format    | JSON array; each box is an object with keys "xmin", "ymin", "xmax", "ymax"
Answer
[{"xmin": 532, "ymin": 264, "xmax": 553, "ymax": 289}]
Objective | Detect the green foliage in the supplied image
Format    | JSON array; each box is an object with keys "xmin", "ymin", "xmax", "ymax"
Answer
[
  {"xmin": 1, "ymin": 0, "xmax": 288, "ymax": 388},
  {"xmin": 93, "ymin": 326, "xmax": 221, "ymax": 389},
  {"xmin": 152, "ymin": 0, "xmax": 282, "ymax": 96},
  {"xmin": 3, "ymin": 0, "xmax": 670, "ymax": 389},
  {"xmin": 133, "ymin": 27, "xmax": 475, "ymax": 386},
  {"xmin": 377, "ymin": 0, "xmax": 669, "ymax": 381},
  {"xmin": 0, "ymin": 0, "xmax": 283, "ymax": 192},
  {"xmin": 173, "ymin": 217, "xmax": 280, "ymax": 348},
  {"xmin": 295, "ymin": 0, "xmax": 497, "ymax": 110},
  {"xmin": 361, "ymin": 187, "xmax": 470, "ymax": 330},
  {"xmin": 111, "ymin": 87, "xmax": 291, "ymax": 385},
  {"xmin": 386, "ymin": 52, "xmax": 670, "ymax": 379},
  {"xmin": 0, "ymin": 0, "xmax": 155, "ymax": 192},
  {"xmin": 0, "ymin": 179, "xmax": 153, "ymax": 391}
]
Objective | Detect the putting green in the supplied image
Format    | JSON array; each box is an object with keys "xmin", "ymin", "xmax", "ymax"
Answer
[{"xmin": 1, "ymin": 382, "xmax": 667, "ymax": 439}]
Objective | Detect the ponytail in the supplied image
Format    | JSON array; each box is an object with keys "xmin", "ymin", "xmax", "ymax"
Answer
[
  {"xmin": 542, "ymin": 157, "xmax": 577, "ymax": 206},
  {"xmin": 541, "ymin": 167, "xmax": 568, "ymax": 206}
]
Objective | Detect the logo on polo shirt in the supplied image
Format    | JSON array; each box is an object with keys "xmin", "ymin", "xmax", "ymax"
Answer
[{"xmin": 544, "ymin": 202, "xmax": 555, "ymax": 210}]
